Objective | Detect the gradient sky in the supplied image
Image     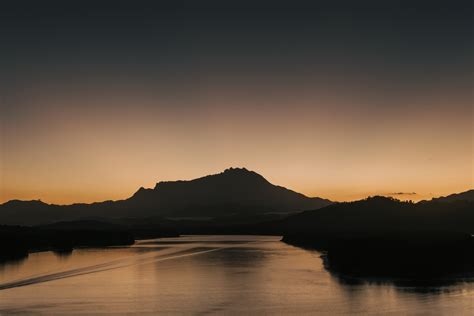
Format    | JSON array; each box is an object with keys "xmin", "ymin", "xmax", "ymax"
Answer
[{"xmin": 1, "ymin": 0, "xmax": 473, "ymax": 204}]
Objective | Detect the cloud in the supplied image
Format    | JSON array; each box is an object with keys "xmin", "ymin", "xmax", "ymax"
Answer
[{"xmin": 388, "ymin": 192, "xmax": 417, "ymax": 196}]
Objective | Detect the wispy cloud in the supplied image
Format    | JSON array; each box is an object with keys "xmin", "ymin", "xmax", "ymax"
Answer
[{"xmin": 388, "ymin": 192, "xmax": 417, "ymax": 196}]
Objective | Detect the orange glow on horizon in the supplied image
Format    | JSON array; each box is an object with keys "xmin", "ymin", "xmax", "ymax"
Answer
[{"xmin": 1, "ymin": 78, "xmax": 472, "ymax": 205}]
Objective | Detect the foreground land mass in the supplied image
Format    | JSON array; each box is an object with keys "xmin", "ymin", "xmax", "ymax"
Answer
[
  {"xmin": 279, "ymin": 194, "xmax": 474, "ymax": 278},
  {"xmin": 0, "ymin": 221, "xmax": 178, "ymax": 262}
]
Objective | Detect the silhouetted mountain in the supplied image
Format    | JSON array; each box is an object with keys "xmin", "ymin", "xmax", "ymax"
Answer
[
  {"xmin": 124, "ymin": 167, "xmax": 331, "ymax": 217},
  {"xmin": 0, "ymin": 200, "xmax": 65, "ymax": 225},
  {"xmin": 279, "ymin": 192, "xmax": 474, "ymax": 278},
  {"xmin": 0, "ymin": 168, "xmax": 331, "ymax": 225},
  {"xmin": 280, "ymin": 194, "xmax": 474, "ymax": 239},
  {"xmin": 421, "ymin": 189, "xmax": 474, "ymax": 203}
]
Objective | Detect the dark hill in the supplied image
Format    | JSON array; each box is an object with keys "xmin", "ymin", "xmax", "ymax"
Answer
[
  {"xmin": 125, "ymin": 167, "xmax": 331, "ymax": 217},
  {"xmin": 282, "ymin": 194, "xmax": 474, "ymax": 234},
  {"xmin": 277, "ymin": 191, "xmax": 474, "ymax": 279},
  {"xmin": 421, "ymin": 189, "xmax": 474, "ymax": 203},
  {"xmin": 0, "ymin": 167, "xmax": 331, "ymax": 225},
  {"xmin": 279, "ymin": 191, "xmax": 474, "ymax": 248}
]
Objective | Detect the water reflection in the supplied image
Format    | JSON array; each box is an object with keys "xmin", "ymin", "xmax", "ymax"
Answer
[
  {"xmin": 0, "ymin": 236, "xmax": 473, "ymax": 314},
  {"xmin": 331, "ymin": 272, "xmax": 474, "ymax": 292},
  {"xmin": 53, "ymin": 249, "xmax": 74, "ymax": 259},
  {"xmin": 319, "ymin": 250, "xmax": 474, "ymax": 294}
]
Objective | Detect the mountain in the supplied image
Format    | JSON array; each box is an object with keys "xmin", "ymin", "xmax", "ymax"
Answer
[
  {"xmin": 422, "ymin": 189, "xmax": 474, "ymax": 203},
  {"xmin": 124, "ymin": 167, "xmax": 331, "ymax": 217},
  {"xmin": 277, "ymin": 192, "xmax": 474, "ymax": 279},
  {"xmin": 280, "ymin": 196, "xmax": 415, "ymax": 236},
  {"xmin": 278, "ymin": 191, "xmax": 474, "ymax": 248},
  {"xmin": 0, "ymin": 200, "xmax": 63, "ymax": 225},
  {"xmin": 0, "ymin": 167, "xmax": 331, "ymax": 225},
  {"xmin": 280, "ymin": 189, "xmax": 474, "ymax": 233}
]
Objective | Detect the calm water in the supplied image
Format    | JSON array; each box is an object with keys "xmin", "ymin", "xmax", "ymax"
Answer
[{"xmin": 0, "ymin": 235, "xmax": 473, "ymax": 315}]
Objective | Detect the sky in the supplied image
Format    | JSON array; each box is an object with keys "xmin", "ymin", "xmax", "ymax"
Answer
[{"xmin": 1, "ymin": 0, "xmax": 473, "ymax": 204}]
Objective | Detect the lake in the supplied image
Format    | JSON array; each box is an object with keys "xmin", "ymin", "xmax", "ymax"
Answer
[{"xmin": 0, "ymin": 235, "xmax": 473, "ymax": 314}]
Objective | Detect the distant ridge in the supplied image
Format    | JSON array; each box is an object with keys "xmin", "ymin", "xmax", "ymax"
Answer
[
  {"xmin": 422, "ymin": 189, "xmax": 474, "ymax": 203},
  {"xmin": 278, "ymin": 191, "xmax": 474, "ymax": 237},
  {"xmin": 0, "ymin": 167, "xmax": 332, "ymax": 225}
]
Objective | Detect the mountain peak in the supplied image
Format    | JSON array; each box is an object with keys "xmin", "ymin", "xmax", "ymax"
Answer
[
  {"xmin": 223, "ymin": 167, "xmax": 250, "ymax": 174},
  {"xmin": 221, "ymin": 167, "xmax": 264, "ymax": 178},
  {"xmin": 212, "ymin": 167, "xmax": 271, "ymax": 186},
  {"xmin": 153, "ymin": 167, "xmax": 267, "ymax": 190}
]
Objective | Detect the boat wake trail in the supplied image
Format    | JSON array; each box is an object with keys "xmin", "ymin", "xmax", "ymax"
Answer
[{"xmin": 0, "ymin": 246, "xmax": 225, "ymax": 291}]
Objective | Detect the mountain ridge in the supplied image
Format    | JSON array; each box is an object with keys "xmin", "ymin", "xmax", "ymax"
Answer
[
  {"xmin": 123, "ymin": 167, "xmax": 331, "ymax": 216},
  {"xmin": 0, "ymin": 167, "xmax": 331, "ymax": 225},
  {"xmin": 278, "ymin": 192, "xmax": 474, "ymax": 238},
  {"xmin": 421, "ymin": 189, "xmax": 474, "ymax": 203}
]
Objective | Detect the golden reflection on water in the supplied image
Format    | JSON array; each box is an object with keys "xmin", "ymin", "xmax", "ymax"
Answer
[{"xmin": 0, "ymin": 235, "xmax": 473, "ymax": 314}]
